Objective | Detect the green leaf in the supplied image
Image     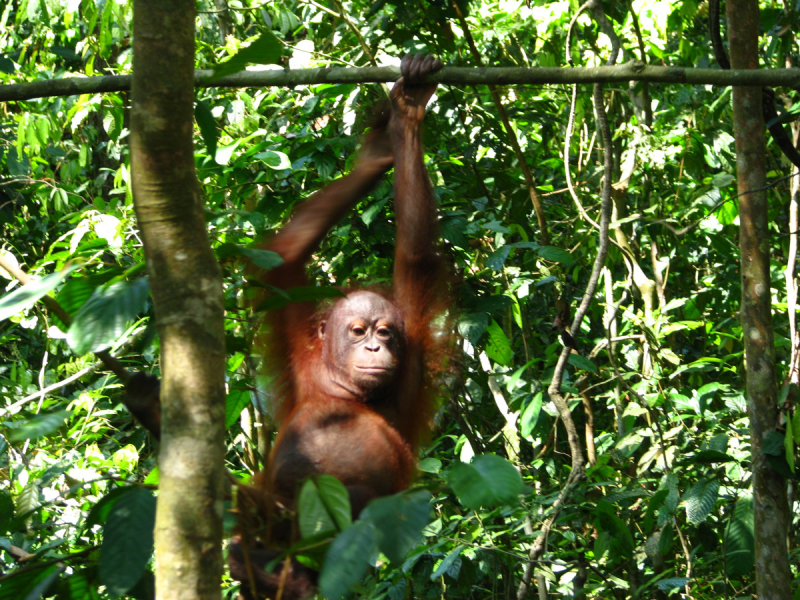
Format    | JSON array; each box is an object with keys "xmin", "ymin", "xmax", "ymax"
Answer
[
  {"xmin": 214, "ymin": 140, "xmax": 240, "ymax": 165},
  {"xmin": 520, "ymin": 392, "xmax": 542, "ymax": 438},
  {"xmin": 127, "ymin": 570, "xmax": 155, "ymax": 600},
  {"xmin": 417, "ymin": 458, "xmax": 441, "ymax": 473},
  {"xmin": 786, "ymin": 420, "xmax": 796, "ymax": 473},
  {"xmin": 210, "ymin": 31, "xmax": 284, "ymax": 81},
  {"xmin": 711, "ymin": 172, "xmax": 735, "ymax": 187},
  {"xmin": 68, "ymin": 277, "xmax": 150, "ymax": 355},
  {"xmin": 485, "ymin": 246, "xmax": 510, "ymax": 270},
  {"xmin": 683, "ymin": 478, "xmax": 719, "ymax": 524},
  {"xmin": 656, "ymin": 577, "xmax": 690, "ymax": 592},
  {"xmin": 17, "ymin": 480, "xmax": 40, "ymax": 517},
  {"xmin": 84, "ymin": 487, "xmax": 129, "ymax": 532},
  {"xmin": 440, "ymin": 216, "xmax": 469, "ymax": 248},
  {"xmin": 238, "ymin": 247, "xmax": 285, "ymax": 270},
  {"xmin": 725, "ymin": 495, "xmax": 754, "ymax": 577},
  {"xmin": 457, "ymin": 313, "xmax": 488, "ymax": 345},
  {"xmin": 0, "ymin": 490, "xmax": 13, "ymax": 535},
  {"xmin": 657, "ymin": 523, "xmax": 674, "ymax": 555},
  {"xmin": 22, "ymin": 563, "xmax": 64, "ymax": 599},
  {"xmin": 793, "ymin": 409, "xmax": 800, "ymax": 441},
  {"xmin": 474, "ymin": 294, "xmax": 513, "ymax": 315},
  {"xmin": 485, "ymin": 319, "xmax": 513, "ymax": 366},
  {"xmin": 659, "ymin": 348, "xmax": 681, "ymax": 365},
  {"xmin": 56, "ymin": 272, "xmax": 116, "ymax": 324},
  {"xmin": 0, "ymin": 264, "xmax": 81, "ymax": 321},
  {"xmin": 298, "ymin": 475, "xmax": 351, "ymax": 539},
  {"xmin": 361, "ymin": 489, "xmax": 431, "ymax": 564},
  {"xmin": 762, "ymin": 430, "xmax": 785, "ymax": 456},
  {"xmin": 537, "ymin": 246, "xmax": 574, "ymax": 265},
  {"xmin": 567, "ymin": 353, "xmax": 598, "ymax": 374},
  {"xmin": 319, "ymin": 520, "xmax": 378, "ymax": 600},
  {"xmin": 194, "ymin": 99, "xmax": 218, "ymax": 158},
  {"xmin": 225, "ymin": 388, "xmax": 251, "ymax": 430},
  {"xmin": 675, "ymin": 450, "xmax": 735, "ymax": 465},
  {"xmin": 361, "ymin": 196, "xmax": 390, "ymax": 226},
  {"xmin": 430, "ymin": 545, "xmax": 463, "ymax": 580},
  {"xmin": 54, "ymin": 567, "xmax": 102, "ymax": 600},
  {"xmin": 254, "ymin": 150, "xmax": 291, "ymax": 170},
  {"xmin": 99, "ymin": 487, "xmax": 156, "ymax": 597},
  {"xmin": 448, "ymin": 454, "xmax": 523, "ymax": 509},
  {"xmin": 9, "ymin": 410, "xmax": 72, "ymax": 442},
  {"xmin": 0, "ymin": 564, "xmax": 61, "ymax": 600},
  {"xmin": 594, "ymin": 501, "xmax": 634, "ymax": 559}
]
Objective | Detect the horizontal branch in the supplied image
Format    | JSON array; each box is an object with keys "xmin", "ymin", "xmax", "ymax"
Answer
[{"xmin": 1, "ymin": 61, "xmax": 799, "ymax": 102}]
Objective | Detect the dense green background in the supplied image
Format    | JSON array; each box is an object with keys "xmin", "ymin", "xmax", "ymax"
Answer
[{"xmin": 1, "ymin": 0, "xmax": 799, "ymax": 597}]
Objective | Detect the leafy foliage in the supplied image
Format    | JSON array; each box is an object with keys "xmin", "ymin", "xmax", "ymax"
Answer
[{"xmin": 2, "ymin": 0, "xmax": 800, "ymax": 597}]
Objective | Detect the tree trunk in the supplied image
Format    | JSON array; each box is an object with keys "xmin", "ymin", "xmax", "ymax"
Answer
[
  {"xmin": 727, "ymin": 0, "xmax": 792, "ymax": 597},
  {"xmin": 131, "ymin": 1, "xmax": 227, "ymax": 599}
]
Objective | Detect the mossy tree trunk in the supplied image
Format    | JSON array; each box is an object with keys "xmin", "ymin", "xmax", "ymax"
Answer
[
  {"xmin": 727, "ymin": 0, "xmax": 792, "ymax": 596},
  {"xmin": 131, "ymin": 1, "xmax": 227, "ymax": 599}
]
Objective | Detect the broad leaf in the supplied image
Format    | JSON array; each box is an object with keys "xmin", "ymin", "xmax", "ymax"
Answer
[
  {"xmin": 209, "ymin": 31, "xmax": 285, "ymax": 80},
  {"xmin": 448, "ymin": 454, "xmax": 523, "ymax": 509},
  {"xmin": 0, "ymin": 264, "xmax": 81, "ymax": 321},
  {"xmin": 725, "ymin": 495, "xmax": 754, "ymax": 577},
  {"xmin": 319, "ymin": 520, "xmax": 378, "ymax": 600},
  {"xmin": 68, "ymin": 277, "xmax": 150, "ymax": 355},
  {"xmin": 9, "ymin": 410, "xmax": 72, "ymax": 442},
  {"xmin": 99, "ymin": 487, "xmax": 156, "ymax": 597},
  {"xmin": 361, "ymin": 489, "xmax": 432, "ymax": 564}
]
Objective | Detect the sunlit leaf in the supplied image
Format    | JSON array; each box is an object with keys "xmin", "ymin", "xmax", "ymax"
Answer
[
  {"xmin": 0, "ymin": 264, "xmax": 81, "ymax": 321},
  {"xmin": 68, "ymin": 277, "xmax": 150, "ymax": 355},
  {"xmin": 448, "ymin": 454, "xmax": 523, "ymax": 509},
  {"xmin": 485, "ymin": 319, "xmax": 513, "ymax": 366},
  {"xmin": 209, "ymin": 31, "xmax": 285, "ymax": 80},
  {"xmin": 9, "ymin": 410, "xmax": 72, "ymax": 442}
]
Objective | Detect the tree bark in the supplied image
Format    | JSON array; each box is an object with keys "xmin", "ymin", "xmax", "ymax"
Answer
[
  {"xmin": 727, "ymin": 0, "xmax": 792, "ymax": 597},
  {"xmin": 131, "ymin": 1, "xmax": 227, "ymax": 599}
]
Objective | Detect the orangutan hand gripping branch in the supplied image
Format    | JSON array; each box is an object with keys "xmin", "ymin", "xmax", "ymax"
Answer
[{"xmin": 124, "ymin": 54, "xmax": 447, "ymax": 600}]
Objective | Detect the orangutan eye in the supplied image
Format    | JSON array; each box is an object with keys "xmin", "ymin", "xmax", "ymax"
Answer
[
  {"xmin": 351, "ymin": 326, "xmax": 366, "ymax": 336},
  {"xmin": 376, "ymin": 327, "xmax": 392, "ymax": 339}
]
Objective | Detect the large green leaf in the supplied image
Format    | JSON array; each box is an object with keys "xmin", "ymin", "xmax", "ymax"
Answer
[
  {"xmin": 9, "ymin": 410, "xmax": 72, "ymax": 442},
  {"xmin": 194, "ymin": 99, "xmax": 218, "ymax": 158},
  {"xmin": 457, "ymin": 312, "xmax": 488, "ymax": 345},
  {"xmin": 0, "ymin": 564, "xmax": 62, "ymax": 600},
  {"xmin": 519, "ymin": 392, "xmax": 542, "ymax": 438},
  {"xmin": 484, "ymin": 319, "xmax": 513, "ymax": 366},
  {"xmin": 593, "ymin": 501, "xmax": 634, "ymax": 559},
  {"xmin": 361, "ymin": 489, "xmax": 432, "ymax": 564},
  {"xmin": 725, "ymin": 495, "xmax": 754, "ymax": 577},
  {"xmin": 99, "ymin": 487, "xmax": 156, "ymax": 597},
  {"xmin": 67, "ymin": 277, "xmax": 150, "ymax": 355},
  {"xmin": 683, "ymin": 478, "xmax": 719, "ymax": 525},
  {"xmin": 297, "ymin": 475, "xmax": 351, "ymax": 539},
  {"xmin": 224, "ymin": 387, "xmax": 251, "ymax": 431},
  {"xmin": 55, "ymin": 567, "xmax": 102, "ymax": 600},
  {"xmin": 209, "ymin": 31, "xmax": 285, "ymax": 80},
  {"xmin": 0, "ymin": 264, "xmax": 81, "ymax": 321},
  {"xmin": 485, "ymin": 245, "xmax": 510, "ymax": 270},
  {"xmin": 318, "ymin": 520, "xmax": 378, "ymax": 600},
  {"xmin": 448, "ymin": 454, "xmax": 523, "ymax": 509}
]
